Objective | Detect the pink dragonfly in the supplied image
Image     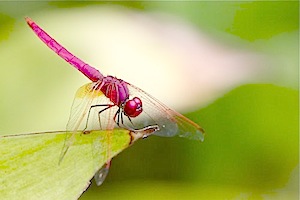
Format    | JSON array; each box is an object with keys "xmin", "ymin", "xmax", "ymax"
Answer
[{"xmin": 26, "ymin": 17, "xmax": 204, "ymax": 185}]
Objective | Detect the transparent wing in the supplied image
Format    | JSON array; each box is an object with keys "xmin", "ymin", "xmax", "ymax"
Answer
[
  {"xmin": 66, "ymin": 82, "xmax": 118, "ymax": 132},
  {"xmin": 60, "ymin": 80, "xmax": 204, "ymax": 162},
  {"xmin": 119, "ymin": 83, "xmax": 205, "ymax": 141},
  {"xmin": 60, "ymin": 82, "xmax": 118, "ymax": 163},
  {"xmin": 94, "ymin": 161, "xmax": 110, "ymax": 186}
]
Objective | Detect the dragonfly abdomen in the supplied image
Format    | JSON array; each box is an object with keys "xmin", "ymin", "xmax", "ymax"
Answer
[{"xmin": 25, "ymin": 17, "xmax": 103, "ymax": 82}]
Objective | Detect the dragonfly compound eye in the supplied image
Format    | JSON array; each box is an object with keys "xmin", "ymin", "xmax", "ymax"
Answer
[{"xmin": 124, "ymin": 97, "xmax": 143, "ymax": 117}]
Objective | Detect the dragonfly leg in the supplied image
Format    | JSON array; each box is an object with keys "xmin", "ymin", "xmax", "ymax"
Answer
[
  {"xmin": 97, "ymin": 105, "xmax": 115, "ymax": 129},
  {"xmin": 114, "ymin": 108, "xmax": 132, "ymax": 128},
  {"xmin": 121, "ymin": 111, "xmax": 134, "ymax": 126},
  {"xmin": 113, "ymin": 109, "xmax": 136, "ymax": 130},
  {"xmin": 84, "ymin": 104, "xmax": 114, "ymax": 131},
  {"xmin": 113, "ymin": 108, "xmax": 121, "ymax": 126},
  {"xmin": 126, "ymin": 115, "xmax": 134, "ymax": 125},
  {"xmin": 120, "ymin": 110, "xmax": 124, "ymax": 125},
  {"xmin": 94, "ymin": 160, "xmax": 111, "ymax": 186}
]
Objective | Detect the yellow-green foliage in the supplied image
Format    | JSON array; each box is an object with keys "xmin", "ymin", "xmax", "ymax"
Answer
[{"xmin": 0, "ymin": 130, "xmax": 131, "ymax": 200}]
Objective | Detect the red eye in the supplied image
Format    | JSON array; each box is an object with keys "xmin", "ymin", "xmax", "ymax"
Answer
[{"xmin": 124, "ymin": 97, "xmax": 143, "ymax": 117}]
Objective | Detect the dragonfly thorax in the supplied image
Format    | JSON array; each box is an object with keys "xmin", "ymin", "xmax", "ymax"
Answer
[
  {"xmin": 100, "ymin": 76, "xmax": 129, "ymax": 106},
  {"xmin": 99, "ymin": 76, "xmax": 143, "ymax": 118}
]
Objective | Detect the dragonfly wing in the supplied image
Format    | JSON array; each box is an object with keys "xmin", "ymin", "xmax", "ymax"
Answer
[
  {"xmin": 66, "ymin": 82, "xmax": 117, "ymax": 132},
  {"xmin": 60, "ymin": 82, "xmax": 117, "ymax": 163},
  {"xmin": 121, "ymin": 83, "xmax": 205, "ymax": 141},
  {"xmin": 94, "ymin": 161, "xmax": 110, "ymax": 186},
  {"xmin": 94, "ymin": 167, "xmax": 109, "ymax": 186}
]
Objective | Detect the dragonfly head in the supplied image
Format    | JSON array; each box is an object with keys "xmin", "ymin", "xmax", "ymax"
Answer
[{"xmin": 124, "ymin": 97, "xmax": 143, "ymax": 117}]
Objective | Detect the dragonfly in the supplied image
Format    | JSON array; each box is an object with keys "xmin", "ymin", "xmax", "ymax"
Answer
[{"xmin": 25, "ymin": 17, "xmax": 205, "ymax": 186}]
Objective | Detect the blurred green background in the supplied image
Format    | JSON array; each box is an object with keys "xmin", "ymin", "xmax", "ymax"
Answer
[{"xmin": 0, "ymin": 1, "xmax": 298, "ymax": 200}]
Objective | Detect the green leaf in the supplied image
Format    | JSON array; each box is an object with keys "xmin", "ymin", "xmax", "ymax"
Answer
[
  {"xmin": 226, "ymin": 1, "xmax": 299, "ymax": 41},
  {"xmin": 0, "ymin": 128, "xmax": 153, "ymax": 199}
]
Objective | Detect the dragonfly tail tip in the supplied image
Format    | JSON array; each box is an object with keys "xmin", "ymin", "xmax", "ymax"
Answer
[{"xmin": 25, "ymin": 16, "xmax": 33, "ymax": 26}]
